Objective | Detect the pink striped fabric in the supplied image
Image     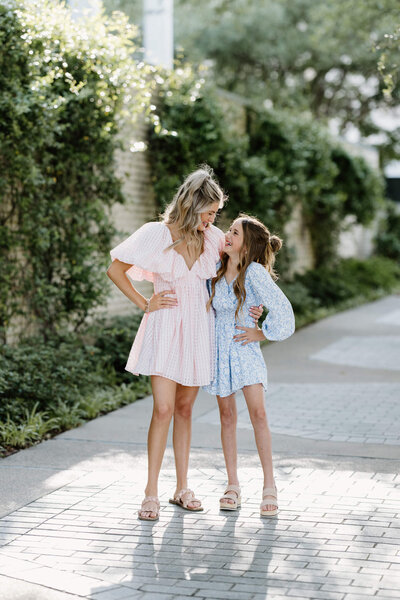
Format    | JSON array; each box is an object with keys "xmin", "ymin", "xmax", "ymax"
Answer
[{"xmin": 110, "ymin": 221, "xmax": 225, "ymax": 386}]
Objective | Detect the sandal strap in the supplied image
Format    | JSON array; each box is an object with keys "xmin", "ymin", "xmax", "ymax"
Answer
[
  {"xmin": 175, "ymin": 488, "xmax": 192, "ymax": 501},
  {"xmin": 175, "ymin": 488, "xmax": 200, "ymax": 507},
  {"xmin": 261, "ymin": 498, "xmax": 278, "ymax": 509},
  {"xmin": 262, "ymin": 486, "xmax": 277, "ymax": 499},
  {"xmin": 224, "ymin": 484, "xmax": 241, "ymax": 496},
  {"xmin": 221, "ymin": 492, "xmax": 238, "ymax": 502},
  {"xmin": 141, "ymin": 496, "xmax": 160, "ymax": 508}
]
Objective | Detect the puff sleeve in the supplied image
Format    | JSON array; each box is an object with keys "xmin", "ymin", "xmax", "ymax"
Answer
[
  {"xmin": 110, "ymin": 221, "xmax": 189, "ymax": 283},
  {"xmin": 247, "ymin": 262, "xmax": 295, "ymax": 341}
]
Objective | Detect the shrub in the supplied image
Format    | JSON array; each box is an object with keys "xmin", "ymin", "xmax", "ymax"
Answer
[
  {"xmin": 286, "ymin": 256, "xmax": 400, "ymax": 315},
  {"xmin": 0, "ymin": 333, "xmax": 104, "ymax": 420},
  {"xmin": 86, "ymin": 314, "xmax": 145, "ymax": 384},
  {"xmin": 279, "ymin": 279, "xmax": 321, "ymax": 317},
  {"xmin": 0, "ymin": 0, "xmax": 153, "ymax": 342}
]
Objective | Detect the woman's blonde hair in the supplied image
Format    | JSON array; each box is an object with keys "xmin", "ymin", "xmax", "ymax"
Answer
[
  {"xmin": 208, "ymin": 214, "xmax": 283, "ymax": 320},
  {"xmin": 162, "ymin": 164, "xmax": 226, "ymax": 255}
]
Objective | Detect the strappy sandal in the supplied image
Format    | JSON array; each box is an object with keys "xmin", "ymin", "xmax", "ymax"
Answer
[
  {"xmin": 220, "ymin": 484, "xmax": 241, "ymax": 511},
  {"xmin": 169, "ymin": 488, "xmax": 203, "ymax": 512},
  {"xmin": 138, "ymin": 496, "xmax": 160, "ymax": 521},
  {"xmin": 260, "ymin": 483, "xmax": 278, "ymax": 517}
]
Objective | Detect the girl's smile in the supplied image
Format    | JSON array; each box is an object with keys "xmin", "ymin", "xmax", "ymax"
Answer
[{"xmin": 224, "ymin": 219, "xmax": 245, "ymax": 256}]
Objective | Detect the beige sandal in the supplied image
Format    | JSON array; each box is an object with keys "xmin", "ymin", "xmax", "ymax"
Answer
[
  {"xmin": 220, "ymin": 484, "xmax": 241, "ymax": 511},
  {"xmin": 260, "ymin": 483, "xmax": 278, "ymax": 517},
  {"xmin": 138, "ymin": 496, "xmax": 160, "ymax": 521},
  {"xmin": 169, "ymin": 488, "xmax": 203, "ymax": 511}
]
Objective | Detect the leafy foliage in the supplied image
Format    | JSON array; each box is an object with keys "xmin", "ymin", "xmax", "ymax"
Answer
[
  {"xmin": 148, "ymin": 68, "xmax": 384, "ymax": 269},
  {"xmin": 0, "ymin": 315, "xmax": 151, "ymax": 454},
  {"xmin": 280, "ymin": 256, "xmax": 400, "ymax": 326},
  {"xmin": 0, "ymin": 403, "xmax": 59, "ymax": 449},
  {"xmin": 375, "ymin": 200, "xmax": 400, "ymax": 261},
  {"xmin": 86, "ymin": 314, "xmax": 146, "ymax": 385},
  {"xmin": 172, "ymin": 0, "xmax": 400, "ymax": 150},
  {"xmin": 0, "ymin": 0, "xmax": 154, "ymax": 341},
  {"xmin": 0, "ymin": 333, "xmax": 104, "ymax": 419}
]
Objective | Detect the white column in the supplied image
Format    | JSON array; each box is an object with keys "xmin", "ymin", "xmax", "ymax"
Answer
[{"xmin": 143, "ymin": 0, "xmax": 174, "ymax": 70}]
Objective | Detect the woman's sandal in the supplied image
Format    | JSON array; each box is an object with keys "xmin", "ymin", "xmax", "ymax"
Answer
[
  {"xmin": 260, "ymin": 483, "xmax": 278, "ymax": 517},
  {"xmin": 220, "ymin": 484, "xmax": 241, "ymax": 511},
  {"xmin": 138, "ymin": 496, "xmax": 160, "ymax": 521},
  {"xmin": 169, "ymin": 488, "xmax": 203, "ymax": 512}
]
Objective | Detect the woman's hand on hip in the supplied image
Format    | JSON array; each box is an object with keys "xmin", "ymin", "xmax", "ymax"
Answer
[
  {"xmin": 233, "ymin": 325, "xmax": 265, "ymax": 345},
  {"xmin": 148, "ymin": 290, "xmax": 178, "ymax": 312}
]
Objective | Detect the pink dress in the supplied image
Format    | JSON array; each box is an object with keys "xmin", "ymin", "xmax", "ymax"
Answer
[{"xmin": 110, "ymin": 221, "xmax": 225, "ymax": 386}]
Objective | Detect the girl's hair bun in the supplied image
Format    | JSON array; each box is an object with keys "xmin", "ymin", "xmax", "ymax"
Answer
[{"xmin": 269, "ymin": 234, "xmax": 282, "ymax": 253}]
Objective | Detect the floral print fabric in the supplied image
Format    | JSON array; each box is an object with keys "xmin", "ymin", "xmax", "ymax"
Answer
[{"xmin": 204, "ymin": 262, "xmax": 295, "ymax": 398}]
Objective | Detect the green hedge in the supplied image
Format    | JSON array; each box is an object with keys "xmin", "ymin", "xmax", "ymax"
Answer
[{"xmin": 280, "ymin": 256, "xmax": 400, "ymax": 326}]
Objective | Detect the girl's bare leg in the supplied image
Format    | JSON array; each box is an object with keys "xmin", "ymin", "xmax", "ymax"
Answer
[
  {"xmin": 217, "ymin": 394, "xmax": 239, "ymax": 505},
  {"xmin": 242, "ymin": 383, "xmax": 275, "ymax": 511},
  {"xmin": 173, "ymin": 384, "xmax": 200, "ymax": 508},
  {"xmin": 141, "ymin": 375, "xmax": 176, "ymax": 519}
]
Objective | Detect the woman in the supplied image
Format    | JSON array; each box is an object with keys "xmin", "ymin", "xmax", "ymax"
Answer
[{"xmin": 107, "ymin": 166, "xmax": 229, "ymax": 520}]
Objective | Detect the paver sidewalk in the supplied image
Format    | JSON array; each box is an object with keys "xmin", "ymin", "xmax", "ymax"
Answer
[{"xmin": 0, "ymin": 295, "xmax": 399, "ymax": 600}]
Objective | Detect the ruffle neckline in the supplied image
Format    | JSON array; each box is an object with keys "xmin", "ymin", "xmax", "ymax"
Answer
[{"xmin": 122, "ymin": 221, "xmax": 223, "ymax": 283}]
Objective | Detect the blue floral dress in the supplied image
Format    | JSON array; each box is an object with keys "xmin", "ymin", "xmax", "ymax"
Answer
[{"xmin": 203, "ymin": 261, "xmax": 295, "ymax": 398}]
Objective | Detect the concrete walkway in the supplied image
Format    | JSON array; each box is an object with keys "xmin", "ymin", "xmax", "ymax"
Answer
[{"xmin": 0, "ymin": 295, "xmax": 399, "ymax": 600}]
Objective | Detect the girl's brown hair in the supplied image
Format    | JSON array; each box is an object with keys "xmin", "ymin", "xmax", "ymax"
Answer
[
  {"xmin": 208, "ymin": 214, "xmax": 282, "ymax": 320},
  {"xmin": 162, "ymin": 164, "xmax": 226, "ymax": 257}
]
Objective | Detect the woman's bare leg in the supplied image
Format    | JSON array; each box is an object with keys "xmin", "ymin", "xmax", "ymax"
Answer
[
  {"xmin": 217, "ymin": 394, "xmax": 239, "ymax": 505},
  {"xmin": 242, "ymin": 384, "xmax": 275, "ymax": 511},
  {"xmin": 172, "ymin": 384, "xmax": 200, "ymax": 508},
  {"xmin": 140, "ymin": 375, "xmax": 176, "ymax": 518}
]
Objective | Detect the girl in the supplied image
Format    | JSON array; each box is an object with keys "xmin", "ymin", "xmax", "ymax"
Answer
[
  {"xmin": 204, "ymin": 214, "xmax": 295, "ymax": 517},
  {"xmin": 106, "ymin": 168, "xmax": 261, "ymax": 521}
]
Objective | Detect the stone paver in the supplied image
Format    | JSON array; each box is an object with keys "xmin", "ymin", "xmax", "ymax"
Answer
[
  {"xmin": 196, "ymin": 383, "xmax": 400, "ymax": 444},
  {"xmin": 1, "ymin": 466, "xmax": 399, "ymax": 600},
  {"xmin": 376, "ymin": 309, "xmax": 400, "ymax": 326},
  {"xmin": 310, "ymin": 336, "xmax": 400, "ymax": 371}
]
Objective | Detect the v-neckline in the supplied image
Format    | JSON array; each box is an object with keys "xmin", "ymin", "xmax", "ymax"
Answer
[
  {"xmin": 164, "ymin": 222, "xmax": 201, "ymax": 272},
  {"xmin": 224, "ymin": 274, "xmax": 237, "ymax": 286}
]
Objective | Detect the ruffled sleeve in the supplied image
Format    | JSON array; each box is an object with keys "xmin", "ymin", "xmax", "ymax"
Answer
[
  {"xmin": 247, "ymin": 262, "xmax": 295, "ymax": 341},
  {"xmin": 110, "ymin": 221, "xmax": 186, "ymax": 283}
]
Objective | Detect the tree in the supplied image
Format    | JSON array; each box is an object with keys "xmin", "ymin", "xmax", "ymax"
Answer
[
  {"xmin": 103, "ymin": 0, "xmax": 400, "ymax": 159},
  {"xmin": 173, "ymin": 0, "xmax": 400, "ymax": 156}
]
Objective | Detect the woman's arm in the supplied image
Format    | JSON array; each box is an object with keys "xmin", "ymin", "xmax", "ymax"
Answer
[{"xmin": 107, "ymin": 260, "xmax": 177, "ymax": 312}]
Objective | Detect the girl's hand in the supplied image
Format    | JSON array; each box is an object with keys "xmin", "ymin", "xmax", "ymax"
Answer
[
  {"xmin": 233, "ymin": 325, "xmax": 266, "ymax": 345},
  {"xmin": 249, "ymin": 304, "xmax": 263, "ymax": 323},
  {"xmin": 148, "ymin": 290, "xmax": 177, "ymax": 312}
]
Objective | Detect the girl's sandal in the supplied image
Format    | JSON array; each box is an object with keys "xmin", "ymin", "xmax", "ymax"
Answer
[
  {"xmin": 220, "ymin": 484, "xmax": 241, "ymax": 511},
  {"xmin": 169, "ymin": 488, "xmax": 203, "ymax": 512},
  {"xmin": 138, "ymin": 496, "xmax": 160, "ymax": 521},
  {"xmin": 260, "ymin": 484, "xmax": 278, "ymax": 517}
]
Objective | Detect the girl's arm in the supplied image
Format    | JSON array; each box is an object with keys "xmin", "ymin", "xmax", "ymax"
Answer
[
  {"xmin": 250, "ymin": 263, "xmax": 295, "ymax": 341},
  {"xmin": 107, "ymin": 260, "xmax": 177, "ymax": 312},
  {"xmin": 233, "ymin": 264, "xmax": 294, "ymax": 345}
]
